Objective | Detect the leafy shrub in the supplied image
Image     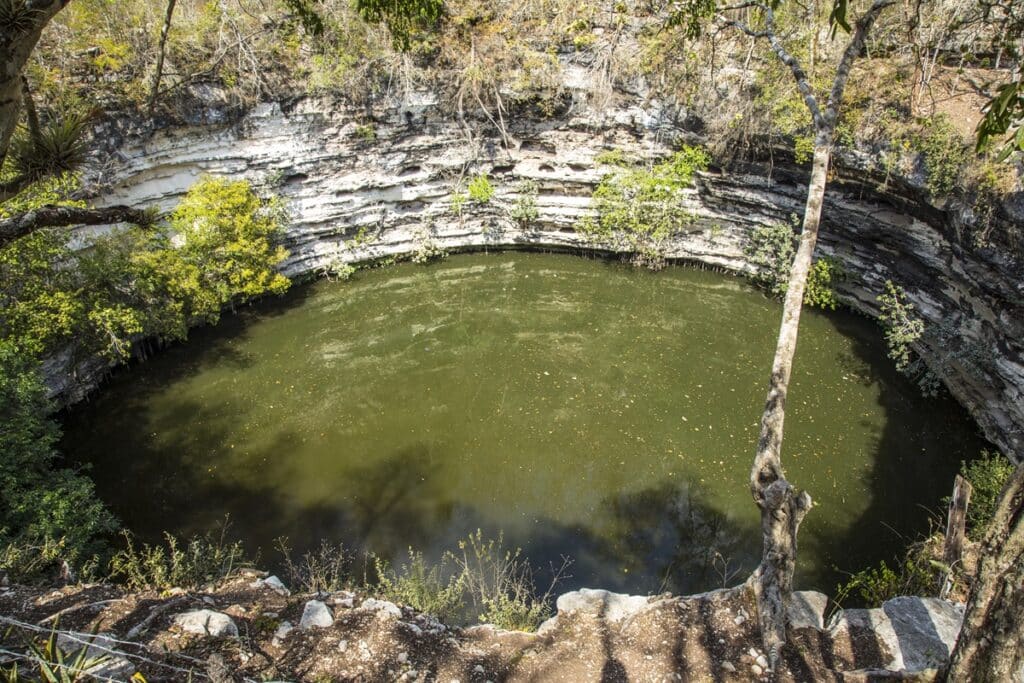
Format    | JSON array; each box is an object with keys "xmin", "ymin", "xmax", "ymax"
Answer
[
  {"xmin": 374, "ymin": 550, "xmax": 467, "ymax": 623},
  {"xmin": 914, "ymin": 115, "xmax": 971, "ymax": 198},
  {"xmin": 277, "ymin": 538, "xmax": 352, "ymax": 593},
  {"xmin": 834, "ymin": 551, "xmax": 938, "ymax": 609},
  {"xmin": 0, "ymin": 343, "xmax": 117, "ymax": 583},
  {"xmin": 876, "ymin": 280, "xmax": 924, "ymax": 373},
  {"xmin": 109, "ymin": 525, "xmax": 248, "ymax": 591},
  {"xmin": 0, "ymin": 176, "xmax": 291, "ymax": 363},
  {"xmin": 958, "ymin": 450, "xmax": 1015, "ymax": 539},
  {"xmin": 745, "ymin": 220, "xmax": 796, "ymax": 298},
  {"xmin": 509, "ymin": 179, "xmax": 539, "ymax": 226},
  {"xmin": 579, "ymin": 147, "xmax": 709, "ymax": 268},
  {"xmin": 467, "ymin": 174, "xmax": 495, "ymax": 203},
  {"xmin": 804, "ymin": 257, "xmax": 845, "ymax": 310},
  {"xmin": 450, "ymin": 530, "xmax": 567, "ymax": 632}
]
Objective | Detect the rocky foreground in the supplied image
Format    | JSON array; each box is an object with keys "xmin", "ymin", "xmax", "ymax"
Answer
[{"xmin": 0, "ymin": 571, "xmax": 964, "ymax": 682}]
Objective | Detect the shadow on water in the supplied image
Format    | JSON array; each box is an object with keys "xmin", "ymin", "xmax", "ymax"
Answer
[{"xmin": 794, "ymin": 312, "xmax": 988, "ymax": 596}]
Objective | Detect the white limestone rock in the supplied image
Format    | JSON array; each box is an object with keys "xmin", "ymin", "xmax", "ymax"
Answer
[
  {"xmin": 360, "ymin": 597, "xmax": 402, "ymax": 619},
  {"xmin": 172, "ymin": 609, "xmax": 239, "ymax": 637},
  {"xmin": 555, "ymin": 588, "xmax": 651, "ymax": 622},
  {"xmin": 300, "ymin": 600, "xmax": 334, "ymax": 628}
]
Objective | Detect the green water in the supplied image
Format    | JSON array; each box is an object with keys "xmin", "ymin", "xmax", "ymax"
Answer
[{"xmin": 62, "ymin": 252, "xmax": 987, "ymax": 594}]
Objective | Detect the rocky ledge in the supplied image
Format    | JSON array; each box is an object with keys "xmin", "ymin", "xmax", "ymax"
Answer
[
  {"xmin": 57, "ymin": 81, "xmax": 1023, "ymax": 461},
  {"xmin": 0, "ymin": 571, "xmax": 964, "ymax": 682}
]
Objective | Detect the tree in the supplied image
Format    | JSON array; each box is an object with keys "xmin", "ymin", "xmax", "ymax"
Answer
[
  {"xmin": 945, "ymin": 464, "xmax": 1024, "ymax": 681},
  {"xmin": 0, "ymin": 0, "xmax": 71, "ymax": 176},
  {"xmin": 674, "ymin": 0, "xmax": 894, "ymax": 666}
]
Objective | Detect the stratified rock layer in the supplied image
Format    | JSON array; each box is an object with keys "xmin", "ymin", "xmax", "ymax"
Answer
[{"xmin": 63, "ymin": 87, "xmax": 1022, "ymax": 461}]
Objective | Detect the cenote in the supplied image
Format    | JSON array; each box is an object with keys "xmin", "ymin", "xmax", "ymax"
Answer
[{"xmin": 62, "ymin": 252, "xmax": 988, "ymax": 596}]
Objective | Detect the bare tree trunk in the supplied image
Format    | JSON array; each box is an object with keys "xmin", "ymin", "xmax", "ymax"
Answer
[
  {"xmin": 147, "ymin": 0, "xmax": 177, "ymax": 118},
  {"xmin": 751, "ymin": 139, "xmax": 830, "ymax": 668},
  {"xmin": 945, "ymin": 464, "xmax": 1024, "ymax": 682},
  {"xmin": 940, "ymin": 474, "xmax": 972, "ymax": 599}
]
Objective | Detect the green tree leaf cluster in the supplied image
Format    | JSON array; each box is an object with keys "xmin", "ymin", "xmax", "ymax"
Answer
[
  {"xmin": 356, "ymin": 0, "xmax": 444, "ymax": 50},
  {"xmin": 0, "ymin": 342, "xmax": 118, "ymax": 581},
  {"xmin": 0, "ymin": 176, "xmax": 291, "ymax": 362},
  {"xmin": 876, "ymin": 280, "xmax": 924, "ymax": 373},
  {"xmin": 579, "ymin": 147, "xmax": 709, "ymax": 263}
]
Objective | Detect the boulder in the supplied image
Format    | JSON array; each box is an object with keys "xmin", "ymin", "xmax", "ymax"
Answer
[
  {"xmin": 300, "ymin": 599, "xmax": 334, "ymax": 628},
  {"xmin": 555, "ymin": 588, "xmax": 651, "ymax": 622},
  {"xmin": 788, "ymin": 590, "xmax": 829, "ymax": 630},
  {"xmin": 360, "ymin": 597, "xmax": 402, "ymax": 619},
  {"xmin": 827, "ymin": 596, "xmax": 964, "ymax": 672},
  {"xmin": 172, "ymin": 609, "xmax": 239, "ymax": 637}
]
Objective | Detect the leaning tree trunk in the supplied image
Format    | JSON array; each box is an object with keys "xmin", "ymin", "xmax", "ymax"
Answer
[
  {"xmin": 945, "ymin": 463, "xmax": 1024, "ymax": 682},
  {"xmin": 751, "ymin": 138, "xmax": 831, "ymax": 667}
]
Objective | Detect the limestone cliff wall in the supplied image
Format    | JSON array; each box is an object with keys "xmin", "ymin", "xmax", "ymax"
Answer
[{"xmin": 66, "ymin": 86, "xmax": 1024, "ymax": 461}]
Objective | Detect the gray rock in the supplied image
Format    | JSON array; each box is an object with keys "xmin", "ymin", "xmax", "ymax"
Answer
[
  {"xmin": 172, "ymin": 609, "xmax": 239, "ymax": 637},
  {"xmin": 256, "ymin": 575, "xmax": 290, "ymax": 596},
  {"xmin": 272, "ymin": 620, "xmax": 293, "ymax": 645},
  {"xmin": 360, "ymin": 597, "xmax": 402, "ymax": 619},
  {"xmin": 788, "ymin": 590, "xmax": 829, "ymax": 630},
  {"xmin": 555, "ymin": 588, "xmax": 650, "ymax": 622},
  {"xmin": 828, "ymin": 596, "xmax": 964, "ymax": 672},
  {"xmin": 300, "ymin": 599, "xmax": 334, "ymax": 628}
]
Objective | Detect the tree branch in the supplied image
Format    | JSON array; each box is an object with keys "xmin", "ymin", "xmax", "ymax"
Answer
[
  {"xmin": 716, "ymin": 4, "xmax": 824, "ymax": 128},
  {"xmin": 0, "ymin": 205, "xmax": 153, "ymax": 248},
  {"xmin": 824, "ymin": 0, "xmax": 896, "ymax": 127}
]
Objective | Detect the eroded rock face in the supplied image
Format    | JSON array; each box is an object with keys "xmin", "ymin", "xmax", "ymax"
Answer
[{"xmin": 65, "ymin": 86, "xmax": 1023, "ymax": 461}]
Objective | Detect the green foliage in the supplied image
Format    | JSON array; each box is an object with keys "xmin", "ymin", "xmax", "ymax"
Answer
[
  {"xmin": 109, "ymin": 525, "xmax": 248, "ymax": 591},
  {"xmin": 353, "ymin": 124, "xmax": 376, "ymax": 141},
  {"xmin": 957, "ymin": 451, "xmax": 1015, "ymax": 539},
  {"xmin": 594, "ymin": 149, "xmax": 628, "ymax": 167},
  {"xmin": 509, "ymin": 180, "xmax": 539, "ymax": 226},
  {"xmin": 374, "ymin": 550, "xmax": 467, "ymax": 623},
  {"xmin": 0, "ymin": 624, "xmax": 111, "ymax": 683},
  {"xmin": 876, "ymin": 280, "xmax": 924, "ymax": 373},
  {"xmin": 0, "ymin": 176, "xmax": 291, "ymax": 362},
  {"xmin": 804, "ymin": 256, "xmax": 844, "ymax": 310},
  {"xmin": 0, "ymin": 172, "xmax": 85, "ymax": 219},
  {"xmin": 578, "ymin": 147, "xmax": 709, "ymax": 268},
  {"xmin": 745, "ymin": 220, "xmax": 796, "ymax": 298},
  {"xmin": 834, "ymin": 551, "xmax": 938, "ymax": 609},
  {"xmin": 976, "ymin": 71, "xmax": 1024, "ymax": 160},
  {"xmin": 168, "ymin": 176, "xmax": 291, "ymax": 313},
  {"xmin": 746, "ymin": 221, "xmax": 844, "ymax": 308},
  {"xmin": 0, "ymin": 343, "xmax": 117, "ymax": 582},
  {"xmin": 7, "ymin": 111, "xmax": 91, "ymax": 183},
  {"xmin": 451, "ymin": 530, "xmax": 563, "ymax": 632},
  {"xmin": 914, "ymin": 115, "xmax": 971, "ymax": 198},
  {"xmin": 282, "ymin": 0, "xmax": 327, "ymax": 37},
  {"xmin": 410, "ymin": 225, "xmax": 447, "ymax": 264},
  {"xmin": 356, "ymin": 0, "xmax": 443, "ymax": 50},
  {"xmin": 467, "ymin": 174, "xmax": 495, "ymax": 203}
]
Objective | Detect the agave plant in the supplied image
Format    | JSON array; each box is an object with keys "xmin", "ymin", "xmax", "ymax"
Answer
[
  {"xmin": 8, "ymin": 112, "xmax": 91, "ymax": 181},
  {"xmin": 0, "ymin": 0, "xmax": 39, "ymax": 36},
  {"xmin": 0, "ymin": 623, "xmax": 110, "ymax": 683}
]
